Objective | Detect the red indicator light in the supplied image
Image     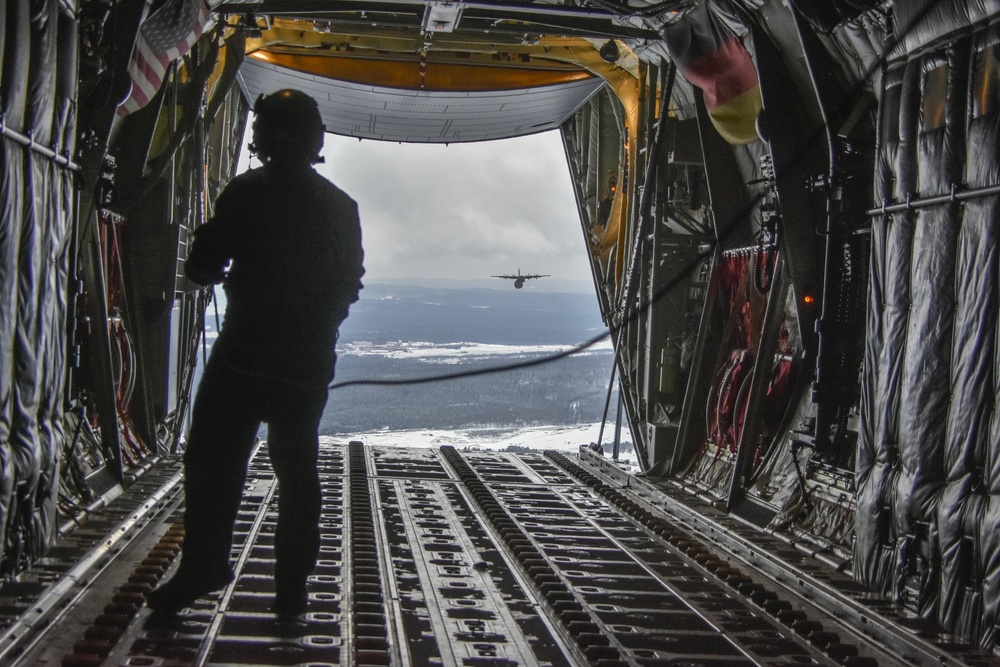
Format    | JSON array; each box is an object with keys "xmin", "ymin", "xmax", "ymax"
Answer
[{"xmin": 803, "ymin": 295, "xmax": 815, "ymax": 305}]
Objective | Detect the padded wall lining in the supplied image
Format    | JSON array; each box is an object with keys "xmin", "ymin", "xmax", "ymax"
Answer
[
  {"xmin": 857, "ymin": 21, "xmax": 1000, "ymax": 647},
  {"xmin": 0, "ymin": 0, "xmax": 31, "ymax": 569},
  {"xmin": 0, "ymin": 0, "xmax": 76, "ymax": 569}
]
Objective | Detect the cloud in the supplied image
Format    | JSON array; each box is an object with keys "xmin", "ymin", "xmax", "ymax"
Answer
[{"xmin": 315, "ymin": 131, "xmax": 593, "ymax": 284}]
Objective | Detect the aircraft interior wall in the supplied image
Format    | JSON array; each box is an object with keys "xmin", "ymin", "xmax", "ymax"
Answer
[
  {"xmin": 857, "ymin": 19, "xmax": 1000, "ymax": 646},
  {"xmin": 0, "ymin": 0, "xmax": 78, "ymax": 575},
  {"xmin": 0, "ymin": 0, "xmax": 250, "ymax": 583},
  {"xmin": 644, "ymin": 1, "xmax": 1000, "ymax": 649},
  {"xmin": 560, "ymin": 0, "xmax": 1000, "ymax": 650}
]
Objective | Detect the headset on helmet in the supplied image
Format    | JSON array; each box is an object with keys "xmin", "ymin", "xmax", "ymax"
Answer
[{"xmin": 250, "ymin": 89, "xmax": 326, "ymax": 164}]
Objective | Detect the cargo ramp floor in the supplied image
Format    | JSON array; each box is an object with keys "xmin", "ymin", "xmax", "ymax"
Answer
[{"xmin": 0, "ymin": 442, "xmax": 995, "ymax": 667}]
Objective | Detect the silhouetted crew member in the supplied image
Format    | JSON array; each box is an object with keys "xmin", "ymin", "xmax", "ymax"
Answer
[{"xmin": 147, "ymin": 89, "xmax": 364, "ymax": 615}]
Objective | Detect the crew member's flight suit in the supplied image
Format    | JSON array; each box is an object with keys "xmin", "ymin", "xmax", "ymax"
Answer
[{"xmin": 175, "ymin": 158, "xmax": 364, "ymax": 610}]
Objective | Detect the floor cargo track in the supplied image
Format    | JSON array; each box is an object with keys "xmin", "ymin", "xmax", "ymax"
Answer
[{"xmin": 0, "ymin": 443, "xmax": 996, "ymax": 667}]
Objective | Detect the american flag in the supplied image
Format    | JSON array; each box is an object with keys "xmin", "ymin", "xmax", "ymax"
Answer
[{"xmin": 118, "ymin": 0, "xmax": 214, "ymax": 115}]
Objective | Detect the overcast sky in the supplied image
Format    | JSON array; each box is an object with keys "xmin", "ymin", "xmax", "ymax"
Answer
[{"xmin": 288, "ymin": 131, "xmax": 597, "ymax": 291}]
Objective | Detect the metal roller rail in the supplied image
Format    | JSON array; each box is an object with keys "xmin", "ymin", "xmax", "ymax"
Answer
[{"xmin": 2, "ymin": 444, "xmax": 1000, "ymax": 666}]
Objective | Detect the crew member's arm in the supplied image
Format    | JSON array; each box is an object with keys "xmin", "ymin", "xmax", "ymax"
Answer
[
  {"xmin": 185, "ymin": 186, "xmax": 239, "ymax": 285},
  {"xmin": 342, "ymin": 200, "xmax": 365, "ymax": 303}
]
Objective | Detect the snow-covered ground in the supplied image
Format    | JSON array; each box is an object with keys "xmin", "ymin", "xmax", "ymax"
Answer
[{"xmin": 319, "ymin": 421, "xmax": 637, "ymax": 467}]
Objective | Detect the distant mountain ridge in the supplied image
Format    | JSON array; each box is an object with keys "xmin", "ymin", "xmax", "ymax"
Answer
[{"xmin": 339, "ymin": 282, "xmax": 608, "ymax": 347}]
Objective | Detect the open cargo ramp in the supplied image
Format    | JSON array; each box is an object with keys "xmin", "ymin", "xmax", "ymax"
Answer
[{"xmin": 0, "ymin": 443, "xmax": 995, "ymax": 667}]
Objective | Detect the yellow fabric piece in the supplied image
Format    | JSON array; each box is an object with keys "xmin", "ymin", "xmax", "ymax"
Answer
[{"xmin": 708, "ymin": 84, "xmax": 762, "ymax": 145}]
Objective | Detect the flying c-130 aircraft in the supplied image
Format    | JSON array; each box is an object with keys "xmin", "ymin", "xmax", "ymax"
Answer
[{"xmin": 491, "ymin": 269, "xmax": 551, "ymax": 289}]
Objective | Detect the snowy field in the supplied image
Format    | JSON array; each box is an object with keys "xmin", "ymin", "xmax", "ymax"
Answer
[{"xmin": 319, "ymin": 421, "xmax": 638, "ymax": 468}]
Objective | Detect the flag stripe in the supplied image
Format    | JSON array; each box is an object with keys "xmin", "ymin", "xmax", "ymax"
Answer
[
  {"xmin": 119, "ymin": 0, "xmax": 212, "ymax": 115},
  {"xmin": 661, "ymin": 3, "xmax": 762, "ymax": 145},
  {"xmin": 707, "ymin": 85, "xmax": 763, "ymax": 145},
  {"xmin": 683, "ymin": 35, "xmax": 759, "ymax": 110}
]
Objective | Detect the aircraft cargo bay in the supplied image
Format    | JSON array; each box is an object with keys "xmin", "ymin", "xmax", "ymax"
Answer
[{"xmin": 6, "ymin": 0, "xmax": 1000, "ymax": 664}]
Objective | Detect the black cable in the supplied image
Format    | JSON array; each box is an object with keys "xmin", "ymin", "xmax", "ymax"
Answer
[
  {"xmin": 330, "ymin": 326, "xmax": 613, "ymax": 390},
  {"xmin": 328, "ymin": 239, "xmax": 718, "ymax": 393},
  {"xmin": 585, "ymin": 0, "xmax": 699, "ymax": 21}
]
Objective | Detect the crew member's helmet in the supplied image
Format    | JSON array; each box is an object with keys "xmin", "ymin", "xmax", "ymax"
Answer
[{"xmin": 250, "ymin": 89, "xmax": 325, "ymax": 165}]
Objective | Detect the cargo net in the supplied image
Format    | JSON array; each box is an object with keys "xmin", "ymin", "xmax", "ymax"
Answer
[{"xmin": 683, "ymin": 249, "xmax": 797, "ymax": 495}]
